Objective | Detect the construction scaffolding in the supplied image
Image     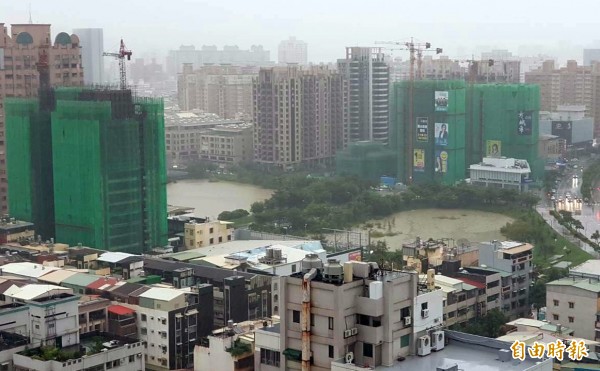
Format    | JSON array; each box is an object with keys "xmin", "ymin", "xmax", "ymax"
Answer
[
  {"xmin": 5, "ymin": 87, "xmax": 167, "ymax": 253},
  {"xmin": 335, "ymin": 141, "xmax": 397, "ymax": 181}
]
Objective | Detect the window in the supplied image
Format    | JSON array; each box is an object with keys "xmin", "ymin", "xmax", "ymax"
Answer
[
  {"xmin": 553, "ymin": 300, "xmax": 559, "ymax": 306},
  {"xmin": 400, "ymin": 307, "xmax": 411, "ymax": 319},
  {"xmin": 141, "ymin": 328, "xmax": 147, "ymax": 335},
  {"xmin": 329, "ymin": 345, "xmax": 334, "ymax": 358},
  {"xmin": 141, "ymin": 314, "xmax": 147, "ymax": 321},
  {"xmin": 209, "ymin": 227, "xmax": 214, "ymax": 234},
  {"xmin": 209, "ymin": 238, "xmax": 214, "ymax": 244},
  {"xmin": 421, "ymin": 302, "xmax": 428, "ymax": 311},
  {"xmin": 553, "ymin": 314, "xmax": 559, "ymax": 321},
  {"xmin": 293, "ymin": 310, "xmax": 300, "ymax": 323},
  {"xmin": 569, "ymin": 302, "xmax": 574, "ymax": 309},
  {"xmin": 292, "ymin": 264, "xmax": 297, "ymax": 273},
  {"xmin": 311, "ymin": 313, "xmax": 315, "ymax": 326},
  {"xmin": 569, "ymin": 316, "xmax": 574, "ymax": 323},
  {"xmin": 260, "ymin": 349, "xmax": 280, "ymax": 367},
  {"xmin": 401, "ymin": 334, "xmax": 410, "ymax": 348},
  {"xmin": 328, "ymin": 317, "xmax": 334, "ymax": 330},
  {"xmin": 363, "ymin": 343, "xmax": 373, "ymax": 358}
]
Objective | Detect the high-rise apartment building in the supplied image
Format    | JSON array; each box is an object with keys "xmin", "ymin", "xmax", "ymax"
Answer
[
  {"xmin": 6, "ymin": 88, "xmax": 168, "ymax": 253},
  {"xmin": 584, "ymin": 49, "xmax": 600, "ymax": 66},
  {"xmin": 72, "ymin": 28, "xmax": 104, "ymax": 85},
  {"xmin": 167, "ymin": 45, "xmax": 271, "ymax": 75},
  {"xmin": 0, "ymin": 23, "xmax": 83, "ymax": 214},
  {"xmin": 337, "ymin": 47, "xmax": 390, "ymax": 144},
  {"xmin": 278, "ymin": 36, "xmax": 308, "ymax": 65},
  {"xmin": 177, "ymin": 64, "xmax": 255, "ymax": 119},
  {"xmin": 252, "ymin": 66, "xmax": 348, "ymax": 169}
]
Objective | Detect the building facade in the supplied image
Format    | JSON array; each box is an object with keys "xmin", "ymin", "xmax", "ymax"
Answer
[
  {"xmin": 546, "ymin": 278, "xmax": 600, "ymax": 343},
  {"xmin": 198, "ymin": 124, "xmax": 253, "ymax": 165},
  {"xmin": 72, "ymin": 28, "xmax": 103, "ymax": 85},
  {"xmin": 539, "ymin": 105, "xmax": 594, "ymax": 145},
  {"xmin": 252, "ymin": 66, "xmax": 348, "ymax": 169},
  {"xmin": 0, "ymin": 23, "xmax": 83, "ymax": 214},
  {"xmin": 177, "ymin": 64, "xmax": 255, "ymax": 118},
  {"xmin": 167, "ymin": 45, "xmax": 271, "ymax": 75},
  {"xmin": 469, "ymin": 157, "xmax": 532, "ymax": 192},
  {"xmin": 278, "ymin": 37, "xmax": 308, "ymax": 65},
  {"xmin": 338, "ymin": 47, "xmax": 390, "ymax": 143},
  {"xmin": 6, "ymin": 88, "xmax": 168, "ymax": 253},
  {"xmin": 584, "ymin": 49, "xmax": 600, "ymax": 66},
  {"xmin": 275, "ymin": 258, "xmax": 417, "ymax": 370},
  {"xmin": 478, "ymin": 241, "xmax": 533, "ymax": 320}
]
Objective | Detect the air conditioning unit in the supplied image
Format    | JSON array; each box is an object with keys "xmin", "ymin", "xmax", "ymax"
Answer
[
  {"xmin": 345, "ymin": 352, "xmax": 354, "ymax": 364},
  {"xmin": 434, "ymin": 318, "xmax": 440, "ymax": 323},
  {"xmin": 418, "ymin": 335, "xmax": 431, "ymax": 356},
  {"xmin": 421, "ymin": 309, "xmax": 429, "ymax": 318},
  {"xmin": 431, "ymin": 330, "xmax": 445, "ymax": 351},
  {"xmin": 351, "ymin": 328, "xmax": 358, "ymax": 336},
  {"xmin": 404, "ymin": 316, "xmax": 412, "ymax": 326},
  {"xmin": 343, "ymin": 329, "xmax": 352, "ymax": 338}
]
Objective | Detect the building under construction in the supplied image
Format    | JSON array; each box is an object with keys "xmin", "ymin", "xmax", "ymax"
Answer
[
  {"xmin": 390, "ymin": 81, "xmax": 542, "ymax": 184},
  {"xmin": 6, "ymin": 87, "xmax": 167, "ymax": 253}
]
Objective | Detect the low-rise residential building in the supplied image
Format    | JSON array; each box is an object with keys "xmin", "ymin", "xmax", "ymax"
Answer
[
  {"xmin": 546, "ymin": 277, "xmax": 600, "ymax": 345},
  {"xmin": 143, "ymin": 257, "xmax": 273, "ymax": 327},
  {"xmin": 108, "ymin": 304, "xmax": 138, "ymax": 338},
  {"xmin": 478, "ymin": 241, "xmax": 533, "ymax": 320},
  {"xmin": 97, "ymin": 252, "xmax": 144, "ymax": 279},
  {"xmin": 168, "ymin": 215, "xmax": 234, "ymax": 250},
  {"xmin": 434, "ymin": 274, "xmax": 480, "ymax": 327},
  {"xmin": 469, "ymin": 157, "xmax": 532, "ymax": 192},
  {"xmin": 77, "ymin": 296, "xmax": 109, "ymax": 335},
  {"xmin": 569, "ymin": 259, "xmax": 600, "ymax": 280},
  {"xmin": 0, "ymin": 217, "xmax": 34, "ymax": 244},
  {"xmin": 121, "ymin": 286, "xmax": 214, "ymax": 371},
  {"xmin": 13, "ymin": 333, "xmax": 145, "ymax": 371},
  {"xmin": 195, "ymin": 320, "xmax": 260, "ymax": 371}
]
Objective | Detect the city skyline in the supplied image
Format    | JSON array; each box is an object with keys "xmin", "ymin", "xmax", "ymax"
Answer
[{"xmin": 3, "ymin": 0, "xmax": 600, "ymax": 64}]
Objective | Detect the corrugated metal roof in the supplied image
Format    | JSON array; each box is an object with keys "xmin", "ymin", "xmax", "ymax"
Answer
[
  {"xmin": 87, "ymin": 277, "xmax": 119, "ymax": 290},
  {"xmin": 0, "ymin": 262, "xmax": 60, "ymax": 278},
  {"xmin": 164, "ymin": 250, "xmax": 207, "ymax": 262},
  {"xmin": 98, "ymin": 252, "xmax": 137, "ymax": 264},
  {"xmin": 7, "ymin": 284, "xmax": 71, "ymax": 301},
  {"xmin": 570, "ymin": 259, "xmax": 600, "ymax": 275},
  {"xmin": 139, "ymin": 287, "xmax": 184, "ymax": 301},
  {"xmin": 143, "ymin": 257, "xmax": 257, "ymax": 282},
  {"xmin": 38, "ymin": 270, "xmax": 80, "ymax": 285},
  {"xmin": 61, "ymin": 273, "xmax": 102, "ymax": 287},
  {"xmin": 108, "ymin": 305, "xmax": 135, "ymax": 316}
]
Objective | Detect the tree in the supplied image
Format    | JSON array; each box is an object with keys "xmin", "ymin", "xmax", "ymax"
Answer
[{"xmin": 591, "ymin": 230, "xmax": 600, "ymax": 244}]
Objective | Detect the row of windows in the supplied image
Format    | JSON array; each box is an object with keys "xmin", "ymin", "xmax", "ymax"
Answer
[{"xmin": 552, "ymin": 299, "xmax": 575, "ymax": 308}]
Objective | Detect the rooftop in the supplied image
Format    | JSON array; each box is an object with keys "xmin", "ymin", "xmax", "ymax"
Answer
[
  {"xmin": 143, "ymin": 257, "xmax": 260, "ymax": 282},
  {"xmin": 38, "ymin": 269, "xmax": 80, "ymax": 285},
  {"xmin": 186, "ymin": 239, "xmax": 324, "ymax": 259},
  {"xmin": 0, "ymin": 262, "xmax": 60, "ymax": 278},
  {"xmin": 470, "ymin": 157, "xmax": 531, "ymax": 173},
  {"xmin": 97, "ymin": 252, "xmax": 138, "ymax": 264},
  {"xmin": 139, "ymin": 287, "xmax": 184, "ymax": 301},
  {"xmin": 108, "ymin": 304, "xmax": 136, "ymax": 316},
  {"xmin": 570, "ymin": 259, "xmax": 600, "ymax": 276},
  {"xmin": 365, "ymin": 331, "xmax": 552, "ymax": 370},
  {"xmin": 546, "ymin": 277, "xmax": 600, "ymax": 293},
  {"xmin": 6, "ymin": 284, "xmax": 72, "ymax": 301}
]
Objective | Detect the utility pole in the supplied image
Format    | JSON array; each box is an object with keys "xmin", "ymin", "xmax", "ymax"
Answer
[{"xmin": 375, "ymin": 38, "xmax": 443, "ymax": 184}]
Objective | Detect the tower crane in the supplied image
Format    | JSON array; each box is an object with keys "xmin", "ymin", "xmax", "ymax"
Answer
[
  {"xmin": 374, "ymin": 38, "xmax": 443, "ymax": 184},
  {"xmin": 103, "ymin": 39, "xmax": 133, "ymax": 90}
]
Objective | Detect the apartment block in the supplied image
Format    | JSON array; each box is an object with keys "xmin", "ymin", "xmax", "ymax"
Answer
[
  {"xmin": 272, "ymin": 257, "xmax": 417, "ymax": 370},
  {"xmin": 177, "ymin": 64, "xmax": 255, "ymax": 118},
  {"xmin": 546, "ymin": 278, "xmax": 600, "ymax": 344},
  {"xmin": 338, "ymin": 47, "xmax": 389, "ymax": 143},
  {"xmin": 478, "ymin": 241, "xmax": 533, "ymax": 320},
  {"xmin": 253, "ymin": 66, "xmax": 348, "ymax": 169},
  {"xmin": 183, "ymin": 219, "xmax": 234, "ymax": 248},
  {"xmin": 167, "ymin": 45, "xmax": 271, "ymax": 75},
  {"xmin": 72, "ymin": 28, "xmax": 103, "ymax": 85},
  {"xmin": 0, "ymin": 23, "xmax": 83, "ymax": 214},
  {"xmin": 164, "ymin": 109, "xmax": 247, "ymax": 167},
  {"xmin": 278, "ymin": 37, "xmax": 308, "ymax": 65},
  {"xmin": 434, "ymin": 274, "xmax": 481, "ymax": 328},
  {"xmin": 524, "ymin": 60, "xmax": 600, "ymax": 137},
  {"xmin": 195, "ymin": 320, "xmax": 260, "ymax": 371}
]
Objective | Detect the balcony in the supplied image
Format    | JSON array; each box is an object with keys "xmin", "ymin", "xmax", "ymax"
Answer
[
  {"xmin": 356, "ymin": 324, "xmax": 383, "ymax": 345},
  {"xmin": 356, "ymin": 296, "xmax": 384, "ymax": 317}
]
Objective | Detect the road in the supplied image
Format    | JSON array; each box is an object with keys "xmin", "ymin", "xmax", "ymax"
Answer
[{"xmin": 537, "ymin": 156, "xmax": 600, "ymax": 258}]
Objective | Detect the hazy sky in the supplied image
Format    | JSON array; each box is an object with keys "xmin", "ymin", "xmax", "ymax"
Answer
[{"xmin": 3, "ymin": 0, "xmax": 600, "ymax": 64}]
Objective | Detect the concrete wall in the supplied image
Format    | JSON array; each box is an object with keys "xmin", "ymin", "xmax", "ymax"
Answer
[
  {"xmin": 413, "ymin": 290, "xmax": 444, "ymax": 334},
  {"xmin": 546, "ymin": 284, "xmax": 598, "ymax": 340}
]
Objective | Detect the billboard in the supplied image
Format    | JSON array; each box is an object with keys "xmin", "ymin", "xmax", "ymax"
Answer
[
  {"xmin": 349, "ymin": 251, "xmax": 362, "ymax": 261},
  {"xmin": 517, "ymin": 111, "xmax": 533, "ymax": 136},
  {"xmin": 486, "ymin": 140, "xmax": 502, "ymax": 157},
  {"xmin": 435, "ymin": 150, "xmax": 448, "ymax": 173},
  {"xmin": 551, "ymin": 121, "xmax": 573, "ymax": 145},
  {"xmin": 435, "ymin": 123, "xmax": 448, "ymax": 146},
  {"xmin": 435, "ymin": 91, "xmax": 448, "ymax": 112},
  {"xmin": 413, "ymin": 149, "xmax": 425, "ymax": 172},
  {"xmin": 416, "ymin": 117, "xmax": 429, "ymax": 142}
]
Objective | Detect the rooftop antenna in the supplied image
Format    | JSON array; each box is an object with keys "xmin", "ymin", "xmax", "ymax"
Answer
[{"xmin": 28, "ymin": 3, "xmax": 33, "ymax": 24}]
